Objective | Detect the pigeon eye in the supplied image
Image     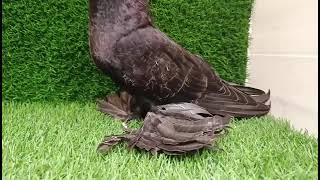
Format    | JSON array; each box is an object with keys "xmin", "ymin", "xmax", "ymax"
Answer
[{"xmin": 161, "ymin": 107, "xmax": 166, "ymax": 110}]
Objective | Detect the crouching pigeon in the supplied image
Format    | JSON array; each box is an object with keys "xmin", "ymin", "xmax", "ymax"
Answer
[{"xmin": 89, "ymin": 0, "xmax": 271, "ymax": 155}]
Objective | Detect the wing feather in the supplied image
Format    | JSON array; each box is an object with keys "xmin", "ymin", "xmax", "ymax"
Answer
[{"xmin": 115, "ymin": 26, "xmax": 270, "ymax": 117}]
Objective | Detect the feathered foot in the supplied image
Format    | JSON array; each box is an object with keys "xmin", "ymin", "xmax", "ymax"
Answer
[
  {"xmin": 97, "ymin": 91, "xmax": 139, "ymax": 121},
  {"xmin": 97, "ymin": 103, "xmax": 231, "ymax": 156}
]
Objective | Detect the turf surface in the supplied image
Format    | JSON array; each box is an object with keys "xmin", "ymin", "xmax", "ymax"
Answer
[
  {"xmin": 3, "ymin": 0, "xmax": 253, "ymax": 101},
  {"xmin": 3, "ymin": 102, "xmax": 318, "ymax": 179}
]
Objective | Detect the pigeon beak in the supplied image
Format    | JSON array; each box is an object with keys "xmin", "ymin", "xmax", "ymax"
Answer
[{"xmin": 150, "ymin": 106, "xmax": 158, "ymax": 112}]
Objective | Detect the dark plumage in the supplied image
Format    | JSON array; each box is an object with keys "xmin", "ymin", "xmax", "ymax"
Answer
[
  {"xmin": 89, "ymin": 0, "xmax": 271, "ymax": 155},
  {"xmin": 98, "ymin": 103, "xmax": 230, "ymax": 155},
  {"xmin": 89, "ymin": 0, "xmax": 270, "ymax": 118}
]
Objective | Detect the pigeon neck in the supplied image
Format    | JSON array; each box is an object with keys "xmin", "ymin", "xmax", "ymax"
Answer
[{"xmin": 89, "ymin": 0, "xmax": 151, "ymax": 34}]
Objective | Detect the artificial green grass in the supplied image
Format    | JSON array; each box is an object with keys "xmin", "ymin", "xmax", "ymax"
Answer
[
  {"xmin": 3, "ymin": 0, "xmax": 253, "ymax": 102},
  {"xmin": 3, "ymin": 102, "xmax": 318, "ymax": 179}
]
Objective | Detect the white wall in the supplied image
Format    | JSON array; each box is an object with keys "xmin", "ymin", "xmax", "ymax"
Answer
[{"xmin": 247, "ymin": 0, "xmax": 318, "ymax": 136}]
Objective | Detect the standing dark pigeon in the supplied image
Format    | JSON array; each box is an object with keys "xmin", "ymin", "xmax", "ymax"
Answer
[{"xmin": 89, "ymin": 0, "xmax": 270, "ymax": 154}]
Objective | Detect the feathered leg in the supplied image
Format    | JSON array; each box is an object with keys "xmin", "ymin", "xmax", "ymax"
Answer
[
  {"xmin": 97, "ymin": 103, "xmax": 231, "ymax": 156},
  {"xmin": 97, "ymin": 91, "xmax": 140, "ymax": 121}
]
